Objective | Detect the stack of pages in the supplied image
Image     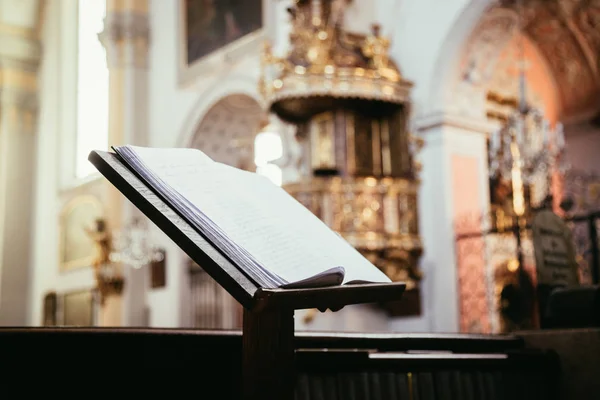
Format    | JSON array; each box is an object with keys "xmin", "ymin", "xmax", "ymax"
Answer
[{"xmin": 113, "ymin": 145, "xmax": 391, "ymax": 289}]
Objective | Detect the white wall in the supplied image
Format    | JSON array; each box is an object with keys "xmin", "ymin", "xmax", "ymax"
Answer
[
  {"xmin": 147, "ymin": 0, "xmax": 282, "ymax": 148},
  {"xmin": 390, "ymin": 0, "xmax": 491, "ymax": 116},
  {"xmin": 30, "ymin": 0, "xmax": 99, "ymax": 325}
]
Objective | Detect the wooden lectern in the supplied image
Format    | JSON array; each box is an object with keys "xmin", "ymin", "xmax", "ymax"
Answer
[{"xmin": 89, "ymin": 151, "xmax": 406, "ymax": 400}]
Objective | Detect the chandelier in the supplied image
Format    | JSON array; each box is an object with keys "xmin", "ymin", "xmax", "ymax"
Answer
[
  {"xmin": 488, "ymin": 2, "xmax": 569, "ymax": 217},
  {"xmin": 109, "ymin": 217, "xmax": 164, "ymax": 269},
  {"xmin": 488, "ymin": 104, "xmax": 569, "ymax": 214}
]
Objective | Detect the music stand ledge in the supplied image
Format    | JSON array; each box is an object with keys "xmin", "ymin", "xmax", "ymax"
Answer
[{"xmin": 89, "ymin": 150, "xmax": 407, "ymax": 400}]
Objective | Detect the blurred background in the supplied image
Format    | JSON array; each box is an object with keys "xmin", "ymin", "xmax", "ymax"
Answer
[{"xmin": 0, "ymin": 0, "xmax": 598, "ymax": 334}]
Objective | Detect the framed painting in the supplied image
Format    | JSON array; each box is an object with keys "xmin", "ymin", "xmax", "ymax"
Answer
[
  {"xmin": 178, "ymin": 0, "xmax": 265, "ymax": 85},
  {"xmin": 59, "ymin": 195, "xmax": 104, "ymax": 272}
]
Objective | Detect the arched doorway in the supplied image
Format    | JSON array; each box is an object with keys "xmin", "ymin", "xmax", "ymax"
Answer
[
  {"xmin": 435, "ymin": 2, "xmax": 600, "ymax": 122},
  {"xmin": 188, "ymin": 93, "xmax": 286, "ymax": 184},
  {"xmin": 185, "ymin": 93, "xmax": 262, "ymax": 329},
  {"xmin": 188, "ymin": 93, "xmax": 264, "ymax": 170},
  {"xmin": 447, "ymin": 1, "xmax": 600, "ymax": 333}
]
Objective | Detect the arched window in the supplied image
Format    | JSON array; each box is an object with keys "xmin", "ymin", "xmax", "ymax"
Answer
[{"xmin": 74, "ymin": 0, "xmax": 108, "ymax": 178}]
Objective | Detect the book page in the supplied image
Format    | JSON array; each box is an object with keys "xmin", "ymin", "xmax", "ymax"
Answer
[
  {"xmin": 224, "ymin": 166, "xmax": 391, "ymax": 285},
  {"xmin": 116, "ymin": 146, "xmax": 285, "ymax": 288},
  {"xmin": 122, "ymin": 146, "xmax": 390, "ymax": 286}
]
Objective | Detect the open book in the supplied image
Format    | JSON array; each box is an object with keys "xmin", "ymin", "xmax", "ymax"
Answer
[{"xmin": 111, "ymin": 145, "xmax": 391, "ymax": 289}]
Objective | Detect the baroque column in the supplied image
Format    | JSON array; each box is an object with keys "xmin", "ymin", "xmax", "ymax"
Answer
[
  {"xmin": 97, "ymin": 0, "xmax": 150, "ymax": 326},
  {"xmin": 0, "ymin": 3, "xmax": 43, "ymax": 325}
]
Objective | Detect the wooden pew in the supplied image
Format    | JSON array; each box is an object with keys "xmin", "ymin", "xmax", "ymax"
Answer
[{"xmin": 0, "ymin": 328, "xmax": 560, "ymax": 399}]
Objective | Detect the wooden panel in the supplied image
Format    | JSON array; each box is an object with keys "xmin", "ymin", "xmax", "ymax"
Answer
[
  {"xmin": 0, "ymin": 328, "xmax": 562, "ymax": 400},
  {"xmin": 253, "ymin": 283, "xmax": 406, "ymax": 312}
]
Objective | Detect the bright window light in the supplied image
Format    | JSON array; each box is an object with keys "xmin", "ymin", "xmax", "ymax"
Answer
[
  {"xmin": 254, "ymin": 127, "xmax": 283, "ymax": 186},
  {"xmin": 254, "ymin": 131, "xmax": 283, "ymax": 165},
  {"xmin": 75, "ymin": 0, "xmax": 108, "ymax": 178},
  {"xmin": 256, "ymin": 164, "xmax": 283, "ymax": 187}
]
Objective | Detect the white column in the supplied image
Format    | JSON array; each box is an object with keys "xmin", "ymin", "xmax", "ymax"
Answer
[
  {"xmin": 0, "ymin": 2, "xmax": 42, "ymax": 325},
  {"xmin": 401, "ymin": 112, "xmax": 492, "ymax": 333},
  {"xmin": 99, "ymin": 0, "xmax": 150, "ymax": 326}
]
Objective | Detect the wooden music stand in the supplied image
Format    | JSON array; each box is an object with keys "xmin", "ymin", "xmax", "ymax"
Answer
[{"xmin": 89, "ymin": 150, "xmax": 406, "ymax": 400}]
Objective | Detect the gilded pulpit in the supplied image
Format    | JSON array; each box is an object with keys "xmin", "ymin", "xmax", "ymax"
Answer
[{"xmin": 260, "ymin": 0, "xmax": 423, "ymax": 316}]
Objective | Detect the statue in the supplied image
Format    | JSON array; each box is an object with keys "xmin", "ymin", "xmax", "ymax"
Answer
[
  {"xmin": 85, "ymin": 218, "xmax": 112, "ymax": 271},
  {"xmin": 261, "ymin": 41, "xmax": 274, "ymax": 66},
  {"xmin": 361, "ymin": 24, "xmax": 399, "ymax": 80},
  {"xmin": 85, "ymin": 218, "xmax": 123, "ymax": 304},
  {"xmin": 286, "ymin": 6, "xmax": 312, "ymax": 66}
]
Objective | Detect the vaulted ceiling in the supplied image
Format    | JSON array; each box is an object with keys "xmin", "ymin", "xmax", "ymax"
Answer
[
  {"xmin": 466, "ymin": 0, "xmax": 600, "ymax": 120},
  {"xmin": 517, "ymin": 0, "xmax": 600, "ymax": 117}
]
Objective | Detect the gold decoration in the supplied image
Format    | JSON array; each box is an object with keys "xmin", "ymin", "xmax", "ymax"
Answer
[
  {"xmin": 286, "ymin": 176, "xmax": 423, "ymax": 290},
  {"xmin": 259, "ymin": 0, "xmax": 411, "ymax": 122},
  {"xmin": 309, "ymin": 112, "xmax": 336, "ymax": 170},
  {"xmin": 85, "ymin": 218, "xmax": 124, "ymax": 304},
  {"xmin": 264, "ymin": 1, "xmax": 423, "ymax": 314},
  {"xmin": 361, "ymin": 24, "xmax": 398, "ymax": 81}
]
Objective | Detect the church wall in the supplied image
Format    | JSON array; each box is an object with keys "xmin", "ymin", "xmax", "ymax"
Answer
[
  {"xmin": 147, "ymin": 0, "xmax": 290, "ymax": 148},
  {"xmin": 391, "ymin": 0, "xmax": 485, "ymax": 115},
  {"xmin": 29, "ymin": 0, "xmax": 101, "ymax": 325}
]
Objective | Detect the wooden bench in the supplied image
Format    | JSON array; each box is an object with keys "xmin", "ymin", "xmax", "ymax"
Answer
[{"xmin": 0, "ymin": 328, "xmax": 561, "ymax": 399}]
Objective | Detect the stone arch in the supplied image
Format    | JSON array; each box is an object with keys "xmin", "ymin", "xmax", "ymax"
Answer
[
  {"xmin": 429, "ymin": 0, "xmax": 600, "ymax": 121},
  {"xmin": 186, "ymin": 93, "xmax": 263, "ymax": 171},
  {"xmin": 426, "ymin": 0, "xmax": 497, "ymax": 116},
  {"xmin": 177, "ymin": 75, "xmax": 264, "ymax": 149}
]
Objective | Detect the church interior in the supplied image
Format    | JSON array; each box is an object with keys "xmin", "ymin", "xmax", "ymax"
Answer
[{"xmin": 1, "ymin": 0, "xmax": 599, "ymax": 396}]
